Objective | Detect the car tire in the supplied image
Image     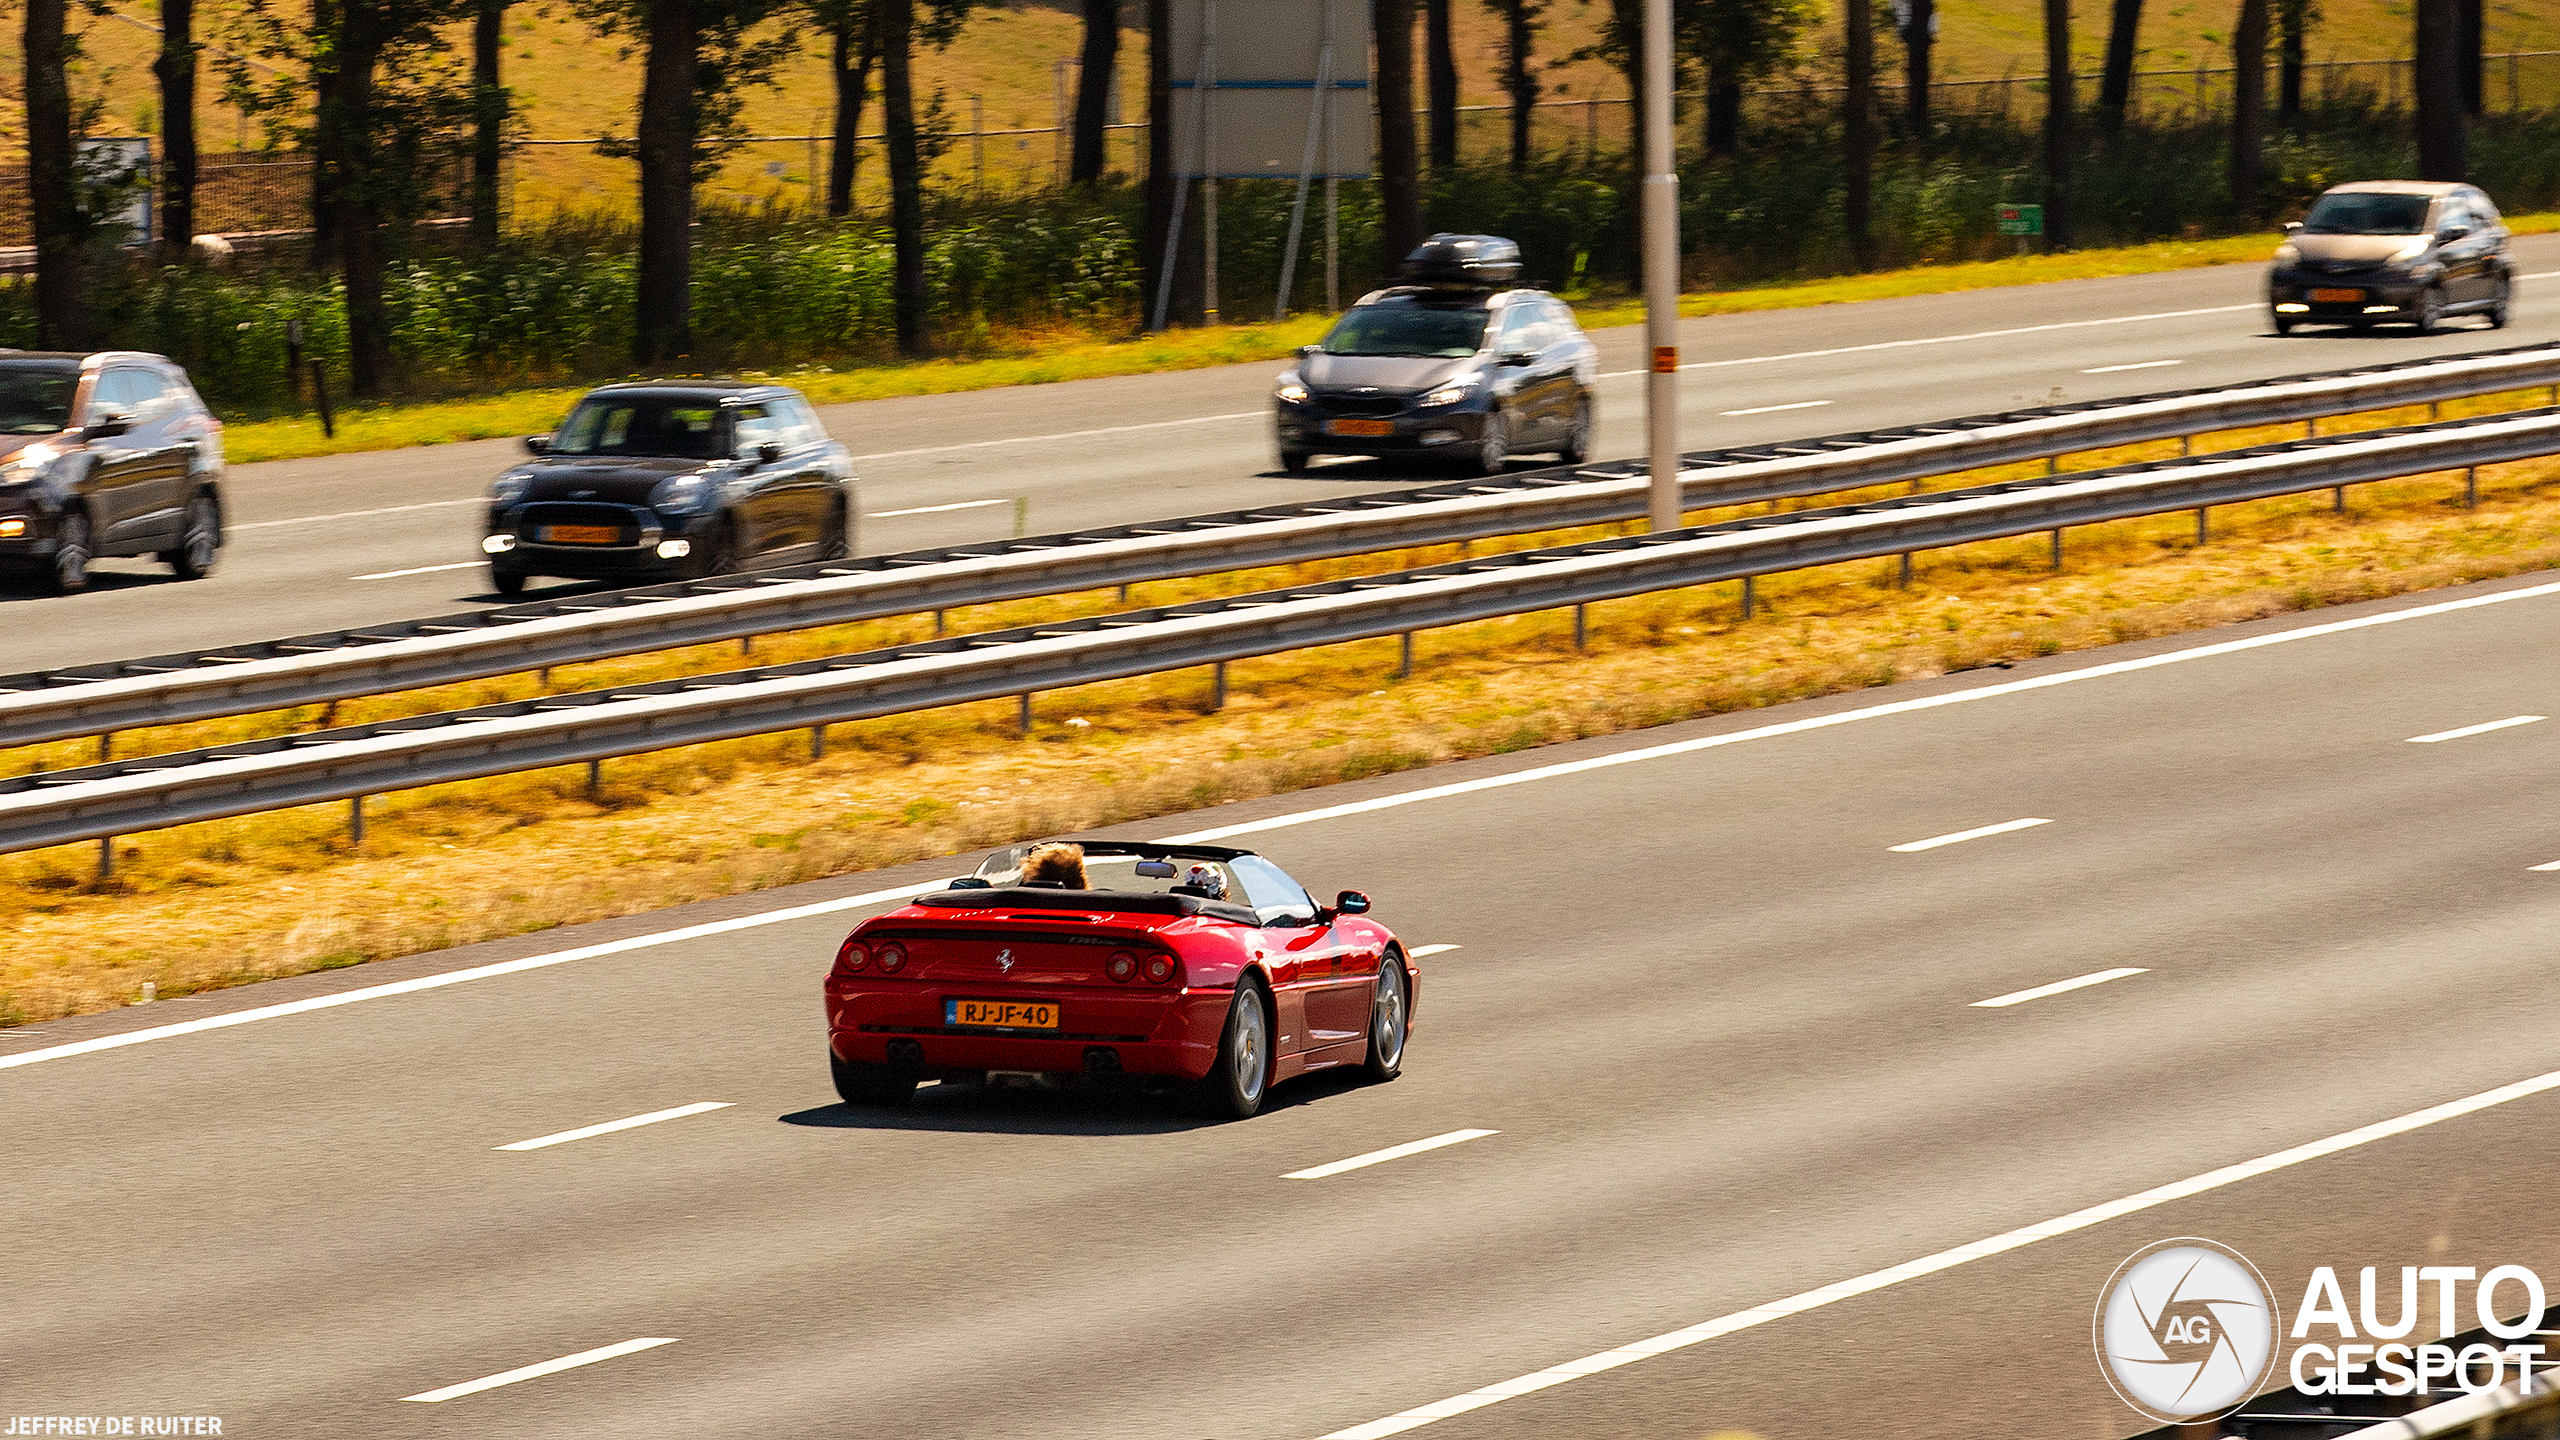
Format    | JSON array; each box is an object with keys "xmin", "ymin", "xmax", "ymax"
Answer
[
  {"xmin": 2487, "ymin": 279, "xmax": 2513, "ymax": 329},
  {"xmin": 1363, "ymin": 950, "xmax": 1411, "ymax": 1083},
  {"xmin": 2271, "ymin": 313, "xmax": 2295, "ymax": 336},
  {"xmin": 1558, "ymin": 399, "xmax": 1595, "ymax": 464},
  {"xmin": 690, "ymin": 517, "xmax": 741, "ymax": 580},
  {"xmin": 45, "ymin": 512, "xmax": 91, "ymax": 596},
  {"xmin": 831, "ymin": 1051, "xmax": 916, "ymax": 1108},
  {"xmin": 489, "ymin": 564, "xmax": 528, "ymax": 598},
  {"xmin": 1186, "ymin": 979, "xmax": 1273, "ymax": 1121},
  {"xmin": 163, "ymin": 493, "xmax": 220, "ymax": 580},
  {"xmin": 817, "ymin": 501, "xmax": 850, "ymax": 562},
  {"xmin": 1279, "ymin": 449, "xmax": 1312, "ymax": 474},
  {"xmin": 1464, "ymin": 413, "xmax": 1511, "ymax": 477},
  {"xmin": 2413, "ymin": 286, "xmax": 2446, "ymax": 335}
]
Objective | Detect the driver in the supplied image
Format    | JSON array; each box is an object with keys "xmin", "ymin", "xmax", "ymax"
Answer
[
  {"xmin": 1173, "ymin": 863, "xmax": 1228, "ymax": 900},
  {"xmin": 1018, "ymin": 842, "xmax": 1088, "ymax": 889}
]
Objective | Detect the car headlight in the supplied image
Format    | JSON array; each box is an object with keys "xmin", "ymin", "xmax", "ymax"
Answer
[
  {"xmin": 490, "ymin": 471, "xmax": 532, "ymax": 505},
  {"xmin": 2390, "ymin": 238, "xmax": 2430, "ymax": 264},
  {"xmin": 1275, "ymin": 377, "xmax": 1309, "ymax": 404},
  {"xmin": 2273, "ymin": 244, "xmax": 2300, "ymax": 266},
  {"xmin": 650, "ymin": 473, "xmax": 712, "ymax": 514},
  {"xmin": 1419, "ymin": 379, "xmax": 1476, "ymax": 408}
]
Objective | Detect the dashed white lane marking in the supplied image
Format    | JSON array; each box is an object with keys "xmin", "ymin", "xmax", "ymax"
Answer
[
  {"xmin": 867, "ymin": 497, "xmax": 1012, "ymax": 518},
  {"xmin": 232, "ymin": 497, "xmax": 482, "ymax": 532},
  {"xmin": 845, "ymin": 412, "xmax": 1264, "ymax": 462},
  {"xmin": 2082, "ymin": 359, "xmax": 2183, "ymax": 374},
  {"xmin": 1720, "ymin": 400, "xmax": 1833, "ymax": 416},
  {"xmin": 2408, "ymin": 715, "xmax": 2544, "ymax": 743},
  {"xmin": 2529, "ymin": 860, "xmax": 2560, "ymax": 872},
  {"xmin": 1887, "ymin": 817, "xmax": 2054, "ymax": 853},
  {"xmin": 1593, "ymin": 303, "xmax": 2261, "ymax": 380},
  {"xmin": 1315, "ymin": 1061, "xmax": 2560, "ymax": 1439},
  {"xmin": 351, "ymin": 560, "xmax": 486, "ymax": 581},
  {"xmin": 1407, "ymin": 945, "xmax": 1462, "ymax": 958},
  {"xmin": 495, "ymin": 1102, "xmax": 733, "ymax": 1152},
  {"xmin": 1970, "ymin": 967, "xmax": 2148, "ymax": 1008},
  {"xmin": 402, "ymin": 1337, "xmax": 678, "ymax": 1403},
  {"xmin": 1285, "ymin": 1129, "xmax": 1498, "ymax": 1181}
]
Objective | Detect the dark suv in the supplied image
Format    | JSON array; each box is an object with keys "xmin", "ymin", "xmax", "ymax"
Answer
[
  {"xmin": 2269, "ymin": 181, "xmax": 2514, "ymax": 335},
  {"xmin": 0, "ymin": 350, "xmax": 226, "ymax": 595},
  {"xmin": 483, "ymin": 381, "xmax": 855, "ymax": 596}
]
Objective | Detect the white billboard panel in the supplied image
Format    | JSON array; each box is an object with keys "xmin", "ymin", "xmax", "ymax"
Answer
[{"xmin": 1167, "ymin": 0, "xmax": 1373, "ymax": 179}]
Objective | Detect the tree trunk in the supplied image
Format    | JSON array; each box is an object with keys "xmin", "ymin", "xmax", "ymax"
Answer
[
  {"xmin": 826, "ymin": 15, "xmax": 874, "ymax": 217},
  {"xmin": 2042, "ymin": 0, "xmax": 2074, "ymax": 249},
  {"xmin": 2276, "ymin": 0, "xmax": 2305, "ymax": 119},
  {"xmin": 1424, "ymin": 0, "xmax": 1457, "ymax": 170},
  {"xmin": 25, "ymin": 0, "xmax": 84, "ymax": 348},
  {"xmin": 1373, "ymin": 0, "xmax": 1421, "ymax": 276},
  {"xmin": 1502, "ymin": 1, "xmax": 1535, "ymax": 175},
  {"xmin": 882, "ymin": 0, "xmax": 929, "ymax": 356},
  {"xmin": 1142, "ymin": 0, "xmax": 1179, "ymax": 325},
  {"xmin": 1071, "ymin": 0, "xmax": 1118, "ymax": 185},
  {"xmin": 308, "ymin": 0, "xmax": 340, "ymax": 272},
  {"xmin": 2413, "ymin": 0, "xmax": 2465, "ymax": 180},
  {"xmin": 1705, "ymin": 78, "xmax": 1740, "ymax": 156},
  {"xmin": 2097, "ymin": 0, "xmax": 2142, "ymax": 130},
  {"xmin": 470, "ymin": 0, "xmax": 505, "ymax": 249},
  {"xmin": 326, "ymin": 1, "xmax": 390, "ymax": 396},
  {"xmin": 1845, "ymin": 0, "xmax": 1874, "ymax": 269},
  {"xmin": 154, "ymin": 0, "xmax": 199, "ymax": 258},
  {"xmin": 634, "ymin": 0, "xmax": 698, "ymax": 366},
  {"xmin": 1904, "ymin": 0, "xmax": 1933, "ymax": 134},
  {"xmin": 2229, "ymin": 0, "xmax": 2268, "ymax": 219},
  {"xmin": 2457, "ymin": 0, "xmax": 2481, "ymax": 115}
]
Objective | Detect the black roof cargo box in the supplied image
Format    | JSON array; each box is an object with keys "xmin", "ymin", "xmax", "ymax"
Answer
[{"xmin": 1400, "ymin": 233, "xmax": 1522, "ymax": 289}]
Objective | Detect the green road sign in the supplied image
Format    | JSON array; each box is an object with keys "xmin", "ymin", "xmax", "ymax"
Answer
[{"xmin": 1997, "ymin": 203, "xmax": 2044, "ymax": 236}]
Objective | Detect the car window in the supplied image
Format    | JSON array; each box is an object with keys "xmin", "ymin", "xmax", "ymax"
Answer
[
  {"xmin": 1541, "ymin": 299, "xmax": 1581, "ymax": 341},
  {"xmin": 2302, "ymin": 192, "xmax": 2433, "ymax": 235},
  {"xmin": 731, "ymin": 403, "xmax": 781, "ymax": 457},
  {"xmin": 552, "ymin": 398, "xmax": 726, "ymax": 459},
  {"xmin": 1229, "ymin": 855, "xmax": 1319, "ymax": 926},
  {"xmin": 2470, "ymin": 193, "xmax": 2504, "ymax": 227},
  {"xmin": 117, "ymin": 369, "xmax": 173, "ymax": 422},
  {"xmin": 1497, "ymin": 303, "xmax": 1549, "ymax": 353},
  {"xmin": 0, "ymin": 363, "xmax": 77, "ymax": 434},
  {"xmin": 1322, "ymin": 302, "xmax": 1489, "ymax": 358},
  {"xmin": 780, "ymin": 396, "xmax": 827, "ymax": 447}
]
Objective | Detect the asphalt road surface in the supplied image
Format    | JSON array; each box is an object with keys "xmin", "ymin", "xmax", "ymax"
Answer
[
  {"xmin": 7, "ymin": 235, "xmax": 2559, "ymax": 673},
  {"xmin": 10, "ymin": 566, "xmax": 2560, "ymax": 1438}
]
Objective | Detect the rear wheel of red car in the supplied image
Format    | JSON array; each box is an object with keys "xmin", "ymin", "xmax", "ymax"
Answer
[
  {"xmin": 1363, "ymin": 952, "xmax": 1410, "ymax": 1083},
  {"xmin": 1188, "ymin": 980, "xmax": 1272, "ymax": 1120},
  {"xmin": 831, "ymin": 1051, "xmax": 916, "ymax": 1108}
]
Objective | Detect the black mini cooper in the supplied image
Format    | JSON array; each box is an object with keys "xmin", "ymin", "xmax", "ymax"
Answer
[{"xmin": 483, "ymin": 381, "xmax": 855, "ymax": 596}]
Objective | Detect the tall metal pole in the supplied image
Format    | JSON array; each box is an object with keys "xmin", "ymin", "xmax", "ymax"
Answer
[{"xmin": 1642, "ymin": 0, "xmax": 1680, "ymax": 531}]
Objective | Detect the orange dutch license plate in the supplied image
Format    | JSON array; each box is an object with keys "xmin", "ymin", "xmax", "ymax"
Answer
[
  {"xmin": 540, "ymin": 524, "xmax": 621, "ymax": 544},
  {"xmin": 1327, "ymin": 418, "xmax": 1395, "ymax": 437},
  {"xmin": 948, "ymin": 999, "xmax": 1059, "ymax": 1030},
  {"xmin": 2311, "ymin": 288, "xmax": 2364, "ymax": 303}
]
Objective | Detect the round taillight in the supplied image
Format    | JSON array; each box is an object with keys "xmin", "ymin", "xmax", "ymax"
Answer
[
  {"xmin": 1106, "ymin": 951, "xmax": 1137, "ymax": 983},
  {"xmin": 836, "ymin": 939, "xmax": 869, "ymax": 972},
  {"xmin": 1144, "ymin": 954, "xmax": 1177, "ymax": 984},
  {"xmin": 876, "ymin": 942, "xmax": 907, "ymax": 974}
]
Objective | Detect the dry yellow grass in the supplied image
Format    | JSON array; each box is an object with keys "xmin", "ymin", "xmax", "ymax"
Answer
[{"xmin": 4, "ymin": 396, "xmax": 2559, "ymax": 1027}]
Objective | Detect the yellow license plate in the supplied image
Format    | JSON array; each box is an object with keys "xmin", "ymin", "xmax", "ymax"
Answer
[
  {"xmin": 2310, "ymin": 288, "xmax": 2364, "ymax": 303},
  {"xmin": 540, "ymin": 524, "xmax": 621, "ymax": 544},
  {"xmin": 1327, "ymin": 418, "xmax": 1395, "ymax": 437},
  {"xmin": 948, "ymin": 999, "xmax": 1058, "ymax": 1030}
]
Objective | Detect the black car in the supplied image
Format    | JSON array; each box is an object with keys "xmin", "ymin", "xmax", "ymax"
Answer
[
  {"xmin": 483, "ymin": 381, "xmax": 855, "ymax": 596},
  {"xmin": 2268, "ymin": 181, "xmax": 2514, "ymax": 335},
  {"xmin": 0, "ymin": 349, "xmax": 226, "ymax": 595},
  {"xmin": 1272, "ymin": 234, "xmax": 1599, "ymax": 476}
]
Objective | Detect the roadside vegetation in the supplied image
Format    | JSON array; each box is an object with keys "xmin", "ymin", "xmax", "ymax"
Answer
[{"xmin": 6, "ymin": 386, "xmax": 2559, "ymax": 1030}]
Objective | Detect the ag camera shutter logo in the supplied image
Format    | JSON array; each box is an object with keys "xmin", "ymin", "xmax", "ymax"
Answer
[{"xmin": 2095, "ymin": 1238, "xmax": 2281, "ymax": 1424}]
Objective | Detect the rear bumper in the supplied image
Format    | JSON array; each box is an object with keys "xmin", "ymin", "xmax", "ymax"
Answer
[{"xmin": 826, "ymin": 983, "xmax": 1232, "ymax": 1083}]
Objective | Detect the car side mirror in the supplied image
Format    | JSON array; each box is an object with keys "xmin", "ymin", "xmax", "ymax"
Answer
[
  {"xmin": 523, "ymin": 434, "xmax": 551, "ymax": 455},
  {"xmin": 1297, "ymin": 343, "xmax": 1321, "ymax": 359},
  {"xmin": 756, "ymin": 440, "xmax": 783, "ymax": 465},
  {"xmin": 2440, "ymin": 224, "xmax": 2471, "ymax": 242},
  {"xmin": 87, "ymin": 412, "xmax": 131, "ymax": 438},
  {"xmin": 1498, "ymin": 350, "xmax": 1537, "ymax": 367},
  {"xmin": 2280, "ymin": 221, "xmax": 2303, "ymax": 235},
  {"xmin": 1335, "ymin": 890, "xmax": 1371, "ymax": 915}
]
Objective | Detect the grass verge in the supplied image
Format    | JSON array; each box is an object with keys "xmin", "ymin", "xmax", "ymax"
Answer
[
  {"xmin": 215, "ymin": 213, "xmax": 2559, "ymax": 466},
  {"xmin": 7, "ymin": 396, "xmax": 2560, "ymax": 1028}
]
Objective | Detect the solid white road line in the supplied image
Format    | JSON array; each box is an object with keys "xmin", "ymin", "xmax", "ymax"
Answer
[
  {"xmin": 19, "ymin": 580, "xmax": 2560, "ymax": 1077},
  {"xmin": 1593, "ymin": 303, "xmax": 2261, "ymax": 381},
  {"xmin": 1315, "ymin": 1060, "xmax": 2560, "ymax": 1439},
  {"xmin": 1165, "ymin": 577, "xmax": 2560, "ymax": 845},
  {"xmin": 494, "ymin": 1101, "xmax": 733, "ymax": 1152},
  {"xmin": 1720, "ymin": 400, "xmax": 1833, "ymax": 417},
  {"xmin": 401, "ymin": 1337, "xmax": 678, "ymax": 1403},
  {"xmin": 844, "ymin": 411, "xmax": 1264, "ymax": 462},
  {"xmin": 867, "ymin": 497, "xmax": 1011, "ymax": 518},
  {"xmin": 231, "ymin": 497, "xmax": 484, "ymax": 533},
  {"xmin": 1970, "ymin": 967, "xmax": 2148, "ymax": 1008},
  {"xmin": 1284, "ymin": 1129, "xmax": 1499, "ymax": 1181},
  {"xmin": 1887, "ymin": 817, "xmax": 2054, "ymax": 853},
  {"xmin": 2081, "ymin": 359, "xmax": 2183, "ymax": 374},
  {"xmin": 351, "ymin": 560, "xmax": 487, "ymax": 581},
  {"xmin": 1407, "ymin": 944, "xmax": 1462, "ymax": 958},
  {"xmin": 2407, "ymin": 715, "xmax": 2544, "ymax": 743}
]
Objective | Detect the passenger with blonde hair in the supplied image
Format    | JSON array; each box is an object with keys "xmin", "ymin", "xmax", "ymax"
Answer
[{"xmin": 1018, "ymin": 842, "xmax": 1089, "ymax": 889}]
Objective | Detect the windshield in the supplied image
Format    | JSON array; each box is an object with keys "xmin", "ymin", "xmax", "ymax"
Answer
[
  {"xmin": 0, "ymin": 363, "xmax": 78, "ymax": 435},
  {"xmin": 1322, "ymin": 303, "xmax": 1489, "ymax": 358},
  {"xmin": 551, "ymin": 397, "xmax": 727, "ymax": 458},
  {"xmin": 2302, "ymin": 193, "xmax": 2434, "ymax": 236},
  {"xmin": 972, "ymin": 848, "xmax": 1241, "ymax": 897}
]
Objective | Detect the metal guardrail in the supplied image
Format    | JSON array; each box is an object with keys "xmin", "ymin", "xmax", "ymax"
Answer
[
  {"xmin": 2331, "ymin": 1373, "xmax": 2560, "ymax": 1439},
  {"xmin": 2, "ymin": 404, "xmax": 2552, "ymax": 857},
  {"xmin": 4, "ymin": 344, "xmax": 2559, "ymax": 752}
]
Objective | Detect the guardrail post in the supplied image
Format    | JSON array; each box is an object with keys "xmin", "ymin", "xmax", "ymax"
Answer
[
  {"xmin": 586, "ymin": 759, "xmax": 601, "ymax": 798},
  {"xmin": 96, "ymin": 836, "xmax": 112, "ymax": 883},
  {"xmin": 2195, "ymin": 507, "xmax": 2208, "ymax": 544},
  {"xmin": 1398, "ymin": 633, "xmax": 1413, "ymax": 680},
  {"xmin": 1211, "ymin": 662, "xmax": 1227, "ymax": 711},
  {"xmin": 741, "ymin": 635, "xmax": 754, "ymax": 657},
  {"xmin": 2466, "ymin": 466, "xmax": 2478, "ymax": 508},
  {"xmin": 1573, "ymin": 603, "xmax": 1586, "ymax": 650},
  {"xmin": 1897, "ymin": 552, "xmax": 1913, "ymax": 587},
  {"xmin": 933, "ymin": 610, "xmax": 946, "ymax": 636},
  {"xmin": 97, "ymin": 732, "xmax": 110, "ymax": 762},
  {"xmin": 1118, "ymin": 584, "xmax": 1131, "ymax": 603},
  {"xmin": 2430, "ymin": 400, "xmax": 2441, "ymax": 421},
  {"xmin": 1742, "ymin": 576, "xmax": 1756, "ymax": 619},
  {"xmin": 349, "ymin": 795, "xmax": 364, "ymax": 845},
  {"xmin": 2179, "ymin": 434, "xmax": 2192, "ymax": 457},
  {"xmin": 2307, "ymin": 417, "xmax": 2318, "ymax": 439},
  {"xmin": 1019, "ymin": 694, "xmax": 1033, "ymax": 737},
  {"xmin": 2333, "ymin": 486, "xmax": 2346, "ymax": 513},
  {"xmin": 2050, "ymin": 529, "xmax": 2063, "ymax": 570},
  {"xmin": 810, "ymin": 726, "xmax": 827, "ymax": 760}
]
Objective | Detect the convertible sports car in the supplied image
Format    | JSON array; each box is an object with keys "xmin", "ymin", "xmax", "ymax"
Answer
[{"xmin": 824, "ymin": 842, "xmax": 1415, "ymax": 1119}]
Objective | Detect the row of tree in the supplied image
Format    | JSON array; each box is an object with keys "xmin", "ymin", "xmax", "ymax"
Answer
[{"xmin": 20, "ymin": 0, "xmax": 2504, "ymax": 394}]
